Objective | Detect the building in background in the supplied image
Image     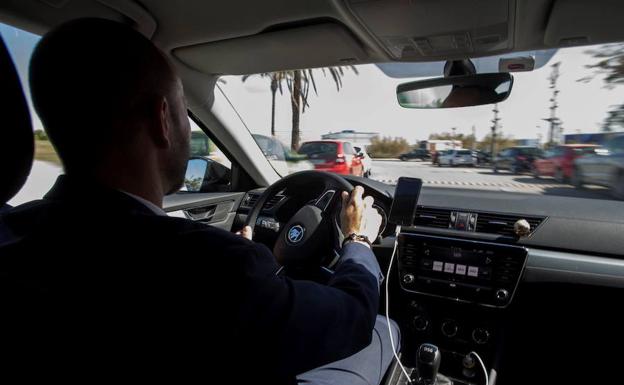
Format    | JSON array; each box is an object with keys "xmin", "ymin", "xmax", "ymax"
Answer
[
  {"xmin": 564, "ymin": 132, "xmax": 624, "ymax": 145},
  {"xmin": 515, "ymin": 138, "xmax": 541, "ymax": 147},
  {"xmin": 418, "ymin": 139, "xmax": 463, "ymax": 152},
  {"xmin": 321, "ymin": 130, "xmax": 379, "ymax": 147}
]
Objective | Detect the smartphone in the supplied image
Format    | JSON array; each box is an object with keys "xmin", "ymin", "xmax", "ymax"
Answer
[{"xmin": 389, "ymin": 177, "xmax": 423, "ymax": 226}]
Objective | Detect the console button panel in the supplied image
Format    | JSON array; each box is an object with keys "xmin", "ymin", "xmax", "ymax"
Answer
[{"xmin": 399, "ymin": 233, "xmax": 528, "ymax": 307}]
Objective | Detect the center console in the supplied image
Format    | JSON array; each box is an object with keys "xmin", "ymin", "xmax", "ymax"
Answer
[
  {"xmin": 398, "ymin": 234, "xmax": 527, "ymax": 308},
  {"xmin": 386, "ymin": 179, "xmax": 529, "ymax": 385},
  {"xmin": 390, "ymin": 233, "xmax": 528, "ymax": 385}
]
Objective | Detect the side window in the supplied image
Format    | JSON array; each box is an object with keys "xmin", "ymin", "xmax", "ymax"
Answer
[
  {"xmin": 184, "ymin": 118, "xmax": 232, "ymax": 193},
  {"xmin": 608, "ymin": 136, "xmax": 624, "ymax": 154},
  {"xmin": 2, "ymin": 23, "xmax": 63, "ymax": 207},
  {"xmin": 344, "ymin": 142, "xmax": 355, "ymax": 154}
]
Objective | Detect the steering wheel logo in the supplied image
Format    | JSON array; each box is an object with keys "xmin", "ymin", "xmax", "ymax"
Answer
[{"xmin": 287, "ymin": 225, "xmax": 305, "ymax": 244}]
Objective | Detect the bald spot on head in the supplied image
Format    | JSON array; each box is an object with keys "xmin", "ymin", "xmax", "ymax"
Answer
[{"xmin": 29, "ymin": 18, "xmax": 177, "ymax": 174}]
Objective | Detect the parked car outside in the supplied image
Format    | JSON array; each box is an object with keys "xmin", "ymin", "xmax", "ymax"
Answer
[
  {"xmin": 572, "ymin": 134, "xmax": 624, "ymax": 199},
  {"xmin": 399, "ymin": 148, "xmax": 430, "ymax": 161},
  {"xmin": 494, "ymin": 146, "xmax": 543, "ymax": 174},
  {"xmin": 353, "ymin": 145, "xmax": 373, "ymax": 177},
  {"xmin": 472, "ymin": 150, "xmax": 491, "ymax": 165},
  {"xmin": 532, "ymin": 144, "xmax": 598, "ymax": 182},
  {"xmin": 438, "ymin": 149, "xmax": 476, "ymax": 167},
  {"xmin": 252, "ymin": 134, "xmax": 314, "ymax": 175},
  {"xmin": 431, "ymin": 149, "xmax": 449, "ymax": 165},
  {"xmin": 298, "ymin": 140, "xmax": 364, "ymax": 176}
]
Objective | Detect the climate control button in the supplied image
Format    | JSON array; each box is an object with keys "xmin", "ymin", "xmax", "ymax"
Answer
[
  {"xmin": 495, "ymin": 288, "xmax": 509, "ymax": 302},
  {"xmin": 472, "ymin": 327, "xmax": 490, "ymax": 345},
  {"xmin": 441, "ymin": 320, "xmax": 459, "ymax": 338},
  {"xmin": 413, "ymin": 315, "xmax": 430, "ymax": 332}
]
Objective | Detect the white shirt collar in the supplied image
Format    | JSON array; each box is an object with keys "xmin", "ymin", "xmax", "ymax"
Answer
[{"xmin": 119, "ymin": 191, "xmax": 167, "ymax": 216}]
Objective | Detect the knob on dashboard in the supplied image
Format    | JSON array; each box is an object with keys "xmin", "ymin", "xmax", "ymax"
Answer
[
  {"xmin": 495, "ymin": 288, "xmax": 509, "ymax": 301},
  {"xmin": 413, "ymin": 315, "xmax": 430, "ymax": 332},
  {"xmin": 472, "ymin": 327, "xmax": 490, "ymax": 345},
  {"xmin": 441, "ymin": 320, "xmax": 459, "ymax": 338},
  {"xmin": 403, "ymin": 274, "xmax": 415, "ymax": 284}
]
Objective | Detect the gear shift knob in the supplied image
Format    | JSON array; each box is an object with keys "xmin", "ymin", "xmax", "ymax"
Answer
[{"xmin": 413, "ymin": 343, "xmax": 441, "ymax": 385}]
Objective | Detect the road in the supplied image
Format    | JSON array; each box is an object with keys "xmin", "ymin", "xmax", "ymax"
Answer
[
  {"xmin": 368, "ymin": 159, "xmax": 616, "ymax": 200},
  {"xmin": 7, "ymin": 159, "xmax": 617, "ymax": 207}
]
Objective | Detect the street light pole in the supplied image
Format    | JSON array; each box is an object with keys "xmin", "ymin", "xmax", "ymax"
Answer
[
  {"xmin": 451, "ymin": 127, "xmax": 457, "ymax": 149},
  {"xmin": 491, "ymin": 104, "xmax": 500, "ymax": 171}
]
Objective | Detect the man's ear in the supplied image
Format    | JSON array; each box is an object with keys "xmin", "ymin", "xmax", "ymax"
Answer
[{"xmin": 149, "ymin": 96, "xmax": 172, "ymax": 149}]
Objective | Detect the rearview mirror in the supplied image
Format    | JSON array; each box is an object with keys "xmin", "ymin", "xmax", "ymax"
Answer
[{"xmin": 397, "ymin": 73, "xmax": 513, "ymax": 109}]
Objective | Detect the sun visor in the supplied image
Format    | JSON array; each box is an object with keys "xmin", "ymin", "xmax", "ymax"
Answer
[
  {"xmin": 544, "ymin": 0, "xmax": 624, "ymax": 47},
  {"xmin": 173, "ymin": 23, "xmax": 368, "ymax": 75}
]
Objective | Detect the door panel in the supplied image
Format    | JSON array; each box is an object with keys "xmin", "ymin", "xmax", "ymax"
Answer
[{"xmin": 164, "ymin": 192, "xmax": 245, "ymax": 230}]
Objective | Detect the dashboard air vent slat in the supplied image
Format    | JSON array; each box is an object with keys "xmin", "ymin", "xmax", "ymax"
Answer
[
  {"xmin": 264, "ymin": 194, "xmax": 285, "ymax": 210},
  {"xmin": 413, "ymin": 207, "xmax": 452, "ymax": 229},
  {"xmin": 242, "ymin": 193, "xmax": 284, "ymax": 210},
  {"xmin": 412, "ymin": 206, "xmax": 546, "ymax": 237},
  {"xmin": 242, "ymin": 193, "xmax": 260, "ymax": 208},
  {"xmin": 475, "ymin": 213, "xmax": 544, "ymax": 236}
]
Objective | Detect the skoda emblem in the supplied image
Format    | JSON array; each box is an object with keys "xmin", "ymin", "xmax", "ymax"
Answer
[{"xmin": 287, "ymin": 225, "xmax": 305, "ymax": 244}]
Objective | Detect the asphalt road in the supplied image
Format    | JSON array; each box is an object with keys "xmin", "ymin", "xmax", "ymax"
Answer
[{"xmin": 368, "ymin": 159, "xmax": 617, "ymax": 200}]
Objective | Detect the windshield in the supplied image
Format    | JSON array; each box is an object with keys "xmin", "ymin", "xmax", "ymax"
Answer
[{"xmin": 220, "ymin": 43, "xmax": 624, "ymax": 201}]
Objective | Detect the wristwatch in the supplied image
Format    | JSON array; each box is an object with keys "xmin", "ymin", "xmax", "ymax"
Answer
[{"xmin": 342, "ymin": 233, "xmax": 372, "ymax": 248}]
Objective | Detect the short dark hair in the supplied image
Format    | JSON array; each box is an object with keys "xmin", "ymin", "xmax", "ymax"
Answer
[{"xmin": 29, "ymin": 18, "xmax": 174, "ymax": 174}]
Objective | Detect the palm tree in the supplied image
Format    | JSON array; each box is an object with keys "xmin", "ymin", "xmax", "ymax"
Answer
[
  {"xmin": 241, "ymin": 72, "xmax": 286, "ymax": 137},
  {"xmin": 242, "ymin": 66, "xmax": 358, "ymax": 150}
]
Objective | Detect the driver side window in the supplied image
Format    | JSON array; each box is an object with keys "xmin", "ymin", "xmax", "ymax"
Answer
[{"xmin": 184, "ymin": 118, "xmax": 232, "ymax": 193}]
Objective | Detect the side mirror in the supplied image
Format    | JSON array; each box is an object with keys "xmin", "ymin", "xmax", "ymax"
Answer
[
  {"xmin": 357, "ymin": 152, "xmax": 365, "ymax": 159},
  {"xmin": 397, "ymin": 73, "xmax": 513, "ymax": 109},
  {"xmin": 184, "ymin": 158, "xmax": 209, "ymax": 192},
  {"xmin": 183, "ymin": 157, "xmax": 230, "ymax": 193}
]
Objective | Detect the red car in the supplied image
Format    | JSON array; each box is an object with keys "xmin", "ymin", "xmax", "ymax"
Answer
[
  {"xmin": 532, "ymin": 144, "xmax": 598, "ymax": 182},
  {"xmin": 298, "ymin": 140, "xmax": 364, "ymax": 176}
]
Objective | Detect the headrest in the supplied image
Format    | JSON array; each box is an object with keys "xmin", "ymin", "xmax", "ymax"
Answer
[{"xmin": 0, "ymin": 35, "xmax": 34, "ymax": 206}]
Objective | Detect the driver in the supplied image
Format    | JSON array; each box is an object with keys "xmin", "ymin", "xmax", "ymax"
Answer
[{"xmin": 1, "ymin": 18, "xmax": 399, "ymax": 384}]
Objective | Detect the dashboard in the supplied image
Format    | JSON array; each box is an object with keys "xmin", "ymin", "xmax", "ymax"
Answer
[
  {"xmin": 227, "ymin": 176, "xmax": 624, "ymax": 385},
  {"xmin": 166, "ymin": 175, "xmax": 624, "ymax": 384}
]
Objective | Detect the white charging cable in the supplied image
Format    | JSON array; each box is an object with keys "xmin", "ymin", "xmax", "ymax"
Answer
[
  {"xmin": 469, "ymin": 351, "xmax": 489, "ymax": 385},
  {"xmin": 385, "ymin": 225, "xmax": 413, "ymax": 383}
]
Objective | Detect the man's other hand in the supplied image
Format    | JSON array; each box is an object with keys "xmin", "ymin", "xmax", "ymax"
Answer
[
  {"xmin": 236, "ymin": 225, "xmax": 252, "ymax": 240},
  {"xmin": 340, "ymin": 186, "xmax": 382, "ymax": 242}
]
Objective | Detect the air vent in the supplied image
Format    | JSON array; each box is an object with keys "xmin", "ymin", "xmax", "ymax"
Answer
[
  {"xmin": 242, "ymin": 193, "xmax": 284, "ymax": 210},
  {"xmin": 242, "ymin": 193, "xmax": 260, "ymax": 208},
  {"xmin": 264, "ymin": 194, "xmax": 285, "ymax": 210},
  {"xmin": 475, "ymin": 213, "xmax": 545, "ymax": 237},
  {"xmin": 413, "ymin": 206, "xmax": 452, "ymax": 228}
]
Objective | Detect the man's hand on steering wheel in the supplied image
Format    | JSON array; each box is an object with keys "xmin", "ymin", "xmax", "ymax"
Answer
[
  {"xmin": 340, "ymin": 186, "xmax": 382, "ymax": 248},
  {"xmin": 236, "ymin": 225, "xmax": 252, "ymax": 240}
]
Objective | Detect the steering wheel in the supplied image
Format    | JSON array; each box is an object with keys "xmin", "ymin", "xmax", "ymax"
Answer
[{"xmin": 245, "ymin": 171, "xmax": 354, "ymax": 271}]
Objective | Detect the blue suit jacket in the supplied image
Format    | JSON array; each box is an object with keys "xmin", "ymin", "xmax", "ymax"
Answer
[{"xmin": 0, "ymin": 176, "xmax": 383, "ymax": 384}]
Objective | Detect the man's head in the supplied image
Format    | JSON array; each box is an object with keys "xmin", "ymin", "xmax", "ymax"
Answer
[{"xmin": 30, "ymin": 18, "xmax": 190, "ymax": 195}]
